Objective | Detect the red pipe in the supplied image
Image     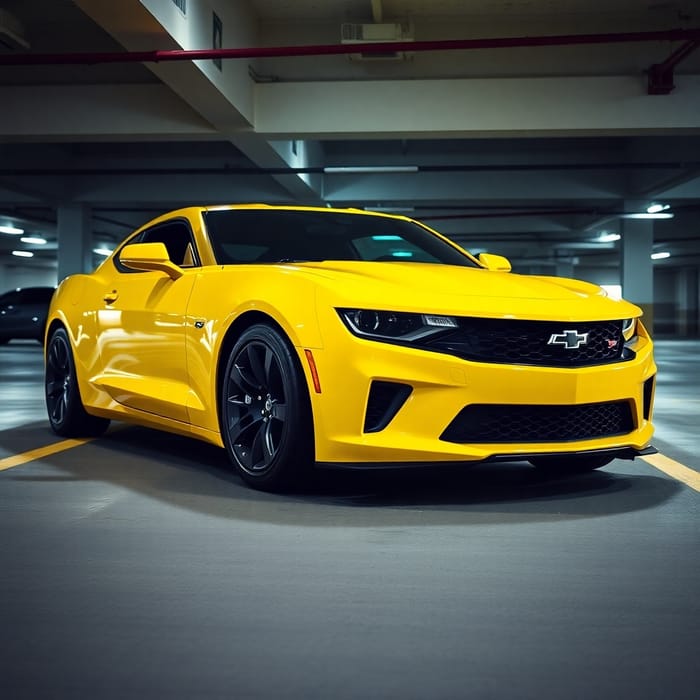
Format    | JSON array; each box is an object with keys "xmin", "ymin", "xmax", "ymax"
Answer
[
  {"xmin": 1, "ymin": 28, "xmax": 699, "ymax": 66},
  {"xmin": 648, "ymin": 40, "xmax": 700, "ymax": 94}
]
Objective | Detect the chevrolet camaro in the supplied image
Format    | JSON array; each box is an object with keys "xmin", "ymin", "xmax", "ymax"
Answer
[{"xmin": 44, "ymin": 205, "xmax": 656, "ymax": 490}]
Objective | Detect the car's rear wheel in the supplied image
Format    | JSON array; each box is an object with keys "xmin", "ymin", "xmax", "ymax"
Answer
[
  {"xmin": 45, "ymin": 327, "xmax": 110, "ymax": 437},
  {"xmin": 529, "ymin": 453, "xmax": 614, "ymax": 474},
  {"xmin": 221, "ymin": 324, "xmax": 313, "ymax": 491}
]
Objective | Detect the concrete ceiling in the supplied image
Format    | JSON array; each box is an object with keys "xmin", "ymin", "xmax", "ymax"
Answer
[{"xmin": 0, "ymin": 0, "xmax": 699, "ymax": 275}]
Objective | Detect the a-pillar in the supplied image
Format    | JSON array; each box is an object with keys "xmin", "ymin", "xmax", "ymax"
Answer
[
  {"xmin": 621, "ymin": 217, "xmax": 654, "ymax": 332},
  {"xmin": 57, "ymin": 204, "xmax": 93, "ymax": 283}
]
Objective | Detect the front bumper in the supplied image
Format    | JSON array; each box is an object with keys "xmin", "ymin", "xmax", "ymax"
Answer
[{"xmin": 303, "ymin": 316, "xmax": 656, "ymax": 466}]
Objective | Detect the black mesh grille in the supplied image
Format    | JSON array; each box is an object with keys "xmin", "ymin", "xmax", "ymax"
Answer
[
  {"xmin": 440, "ymin": 401, "xmax": 635, "ymax": 444},
  {"xmin": 364, "ymin": 381, "xmax": 412, "ymax": 433},
  {"xmin": 421, "ymin": 318, "xmax": 626, "ymax": 367}
]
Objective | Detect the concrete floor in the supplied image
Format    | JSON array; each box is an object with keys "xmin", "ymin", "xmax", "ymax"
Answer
[{"xmin": 0, "ymin": 340, "xmax": 698, "ymax": 700}]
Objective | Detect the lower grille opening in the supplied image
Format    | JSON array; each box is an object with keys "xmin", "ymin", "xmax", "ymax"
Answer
[
  {"xmin": 440, "ymin": 401, "xmax": 635, "ymax": 444},
  {"xmin": 364, "ymin": 381, "xmax": 412, "ymax": 433}
]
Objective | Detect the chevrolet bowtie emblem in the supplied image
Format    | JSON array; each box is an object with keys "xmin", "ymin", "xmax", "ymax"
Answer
[{"xmin": 547, "ymin": 330, "xmax": 589, "ymax": 350}]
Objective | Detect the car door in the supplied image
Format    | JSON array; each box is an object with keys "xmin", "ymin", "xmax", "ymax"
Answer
[{"xmin": 94, "ymin": 219, "xmax": 199, "ymax": 423}]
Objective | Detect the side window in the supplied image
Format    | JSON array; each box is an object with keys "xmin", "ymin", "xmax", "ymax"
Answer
[
  {"xmin": 21, "ymin": 289, "xmax": 54, "ymax": 304},
  {"xmin": 115, "ymin": 219, "xmax": 199, "ymax": 272},
  {"xmin": 140, "ymin": 221, "xmax": 199, "ymax": 268}
]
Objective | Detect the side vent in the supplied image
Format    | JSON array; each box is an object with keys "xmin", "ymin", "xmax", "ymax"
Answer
[
  {"xmin": 643, "ymin": 375, "xmax": 655, "ymax": 421},
  {"xmin": 341, "ymin": 22, "xmax": 414, "ymax": 61},
  {"xmin": 364, "ymin": 381, "xmax": 412, "ymax": 433}
]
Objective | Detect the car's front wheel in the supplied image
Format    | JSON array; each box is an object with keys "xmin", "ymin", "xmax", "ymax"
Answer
[
  {"xmin": 529, "ymin": 453, "xmax": 614, "ymax": 474},
  {"xmin": 45, "ymin": 327, "xmax": 110, "ymax": 437},
  {"xmin": 221, "ymin": 324, "xmax": 313, "ymax": 491}
]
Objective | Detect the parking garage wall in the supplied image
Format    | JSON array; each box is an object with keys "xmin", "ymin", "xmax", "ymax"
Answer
[{"xmin": 655, "ymin": 266, "xmax": 700, "ymax": 337}]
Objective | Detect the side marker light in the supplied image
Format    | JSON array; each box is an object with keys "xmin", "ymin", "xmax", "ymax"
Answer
[{"xmin": 304, "ymin": 349, "xmax": 322, "ymax": 393}]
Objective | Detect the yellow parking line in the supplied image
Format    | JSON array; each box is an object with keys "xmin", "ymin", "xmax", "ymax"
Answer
[
  {"xmin": 642, "ymin": 453, "xmax": 700, "ymax": 493},
  {"xmin": 0, "ymin": 438, "xmax": 93, "ymax": 471}
]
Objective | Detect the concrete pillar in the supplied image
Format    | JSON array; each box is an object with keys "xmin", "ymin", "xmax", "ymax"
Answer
[
  {"xmin": 677, "ymin": 267, "xmax": 699, "ymax": 337},
  {"xmin": 621, "ymin": 217, "xmax": 654, "ymax": 332},
  {"xmin": 555, "ymin": 257, "xmax": 575, "ymax": 279},
  {"xmin": 57, "ymin": 204, "xmax": 93, "ymax": 282}
]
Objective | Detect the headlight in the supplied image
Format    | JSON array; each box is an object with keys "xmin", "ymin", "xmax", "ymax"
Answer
[
  {"xmin": 338, "ymin": 309, "xmax": 458, "ymax": 342},
  {"xmin": 622, "ymin": 318, "xmax": 637, "ymax": 342}
]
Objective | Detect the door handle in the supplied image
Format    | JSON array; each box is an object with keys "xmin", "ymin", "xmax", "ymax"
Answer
[{"xmin": 103, "ymin": 290, "xmax": 119, "ymax": 304}]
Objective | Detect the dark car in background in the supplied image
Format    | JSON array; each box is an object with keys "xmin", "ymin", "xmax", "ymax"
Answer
[{"xmin": 0, "ymin": 286, "xmax": 55, "ymax": 344}]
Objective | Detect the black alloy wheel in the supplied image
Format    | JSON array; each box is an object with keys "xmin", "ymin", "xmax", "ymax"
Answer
[
  {"xmin": 45, "ymin": 327, "xmax": 110, "ymax": 437},
  {"xmin": 222, "ymin": 324, "xmax": 313, "ymax": 490}
]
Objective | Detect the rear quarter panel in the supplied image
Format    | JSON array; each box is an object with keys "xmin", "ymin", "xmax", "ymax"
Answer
[{"xmin": 46, "ymin": 272, "xmax": 109, "ymax": 408}]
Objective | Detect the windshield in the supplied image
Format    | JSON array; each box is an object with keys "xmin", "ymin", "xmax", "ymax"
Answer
[{"xmin": 203, "ymin": 209, "xmax": 479, "ymax": 267}]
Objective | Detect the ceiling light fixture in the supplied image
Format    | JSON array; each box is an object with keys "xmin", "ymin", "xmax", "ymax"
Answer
[
  {"xmin": 646, "ymin": 203, "xmax": 670, "ymax": 214},
  {"xmin": 323, "ymin": 166, "xmax": 419, "ymax": 174},
  {"xmin": 12, "ymin": 250, "xmax": 33, "ymax": 258},
  {"xmin": 621, "ymin": 213, "xmax": 674, "ymax": 220},
  {"xmin": 0, "ymin": 224, "xmax": 24, "ymax": 234},
  {"xmin": 598, "ymin": 232, "xmax": 621, "ymax": 242},
  {"xmin": 20, "ymin": 236, "xmax": 46, "ymax": 245},
  {"xmin": 650, "ymin": 251, "xmax": 671, "ymax": 260}
]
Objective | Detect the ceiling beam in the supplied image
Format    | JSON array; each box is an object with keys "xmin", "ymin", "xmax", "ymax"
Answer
[{"xmin": 255, "ymin": 76, "xmax": 700, "ymax": 139}]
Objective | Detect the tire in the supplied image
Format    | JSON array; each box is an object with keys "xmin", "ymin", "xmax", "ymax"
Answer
[
  {"xmin": 221, "ymin": 324, "xmax": 313, "ymax": 491},
  {"xmin": 45, "ymin": 327, "xmax": 110, "ymax": 437},
  {"xmin": 529, "ymin": 453, "xmax": 614, "ymax": 474}
]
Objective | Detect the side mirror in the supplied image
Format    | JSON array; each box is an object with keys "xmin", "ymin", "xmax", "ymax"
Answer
[
  {"xmin": 119, "ymin": 242, "xmax": 183, "ymax": 280},
  {"xmin": 477, "ymin": 253, "xmax": 512, "ymax": 272}
]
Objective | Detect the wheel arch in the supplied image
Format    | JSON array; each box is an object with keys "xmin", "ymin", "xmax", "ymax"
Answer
[
  {"xmin": 45, "ymin": 317, "xmax": 67, "ymax": 352},
  {"xmin": 215, "ymin": 310, "xmax": 316, "ymax": 450}
]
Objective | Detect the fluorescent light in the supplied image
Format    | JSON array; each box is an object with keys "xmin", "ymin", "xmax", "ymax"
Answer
[
  {"xmin": 324, "ymin": 166, "xmax": 419, "ymax": 174},
  {"xmin": 12, "ymin": 250, "xmax": 34, "ymax": 258},
  {"xmin": 371, "ymin": 235, "xmax": 403, "ymax": 241},
  {"xmin": 598, "ymin": 233, "xmax": 621, "ymax": 242},
  {"xmin": 651, "ymin": 251, "xmax": 671, "ymax": 260},
  {"xmin": 646, "ymin": 203, "xmax": 670, "ymax": 214},
  {"xmin": 0, "ymin": 225, "xmax": 24, "ymax": 235},
  {"xmin": 20, "ymin": 236, "xmax": 46, "ymax": 245},
  {"xmin": 93, "ymin": 247, "xmax": 114, "ymax": 257},
  {"xmin": 621, "ymin": 213, "xmax": 674, "ymax": 220}
]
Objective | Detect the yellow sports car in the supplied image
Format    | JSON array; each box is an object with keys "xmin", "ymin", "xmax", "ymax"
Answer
[{"xmin": 45, "ymin": 205, "xmax": 656, "ymax": 490}]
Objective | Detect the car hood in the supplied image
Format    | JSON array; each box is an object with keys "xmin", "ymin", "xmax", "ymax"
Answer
[{"xmin": 287, "ymin": 261, "xmax": 641, "ymax": 321}]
